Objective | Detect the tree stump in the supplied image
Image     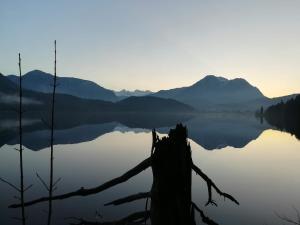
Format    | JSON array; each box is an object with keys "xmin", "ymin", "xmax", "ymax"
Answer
[{"xmin": 150, "ymin": 124, "xmax": 195, "ymax": 225}]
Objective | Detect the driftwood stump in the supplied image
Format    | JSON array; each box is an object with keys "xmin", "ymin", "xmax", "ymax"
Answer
[{"xmin": 151, "ymin": 124, "xmax": 195, "ymax": 225}]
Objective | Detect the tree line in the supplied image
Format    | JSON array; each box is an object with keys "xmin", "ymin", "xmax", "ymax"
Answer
[{"xmin": 264, "ymin": 95, "xmax": 300, "ymax": 139}]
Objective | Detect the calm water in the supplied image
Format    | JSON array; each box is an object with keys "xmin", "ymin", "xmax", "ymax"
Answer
[{"xmin": 0, "ymin": 114, "xmax": 300, "ymax": 225}]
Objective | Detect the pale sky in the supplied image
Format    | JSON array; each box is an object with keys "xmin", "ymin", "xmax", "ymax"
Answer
[{"xmin": 1, "ymin": 0, "xmax": 300, "ymax": 97}]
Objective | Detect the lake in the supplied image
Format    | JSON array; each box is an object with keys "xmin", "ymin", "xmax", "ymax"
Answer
[{"xmin": 0, "ymin": 113, "xmax": 299, "ymax": 225}]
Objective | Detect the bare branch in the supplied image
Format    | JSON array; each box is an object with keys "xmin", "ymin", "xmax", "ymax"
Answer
[
  {"xmin": 292, "ymin": 206, "xmax": 300, "ymax": 224},
  {"xmin": 192, "ymin": 163, "xmax": 239, "ymax": 206},
  {"xmin": 144, "ymin": 194, "xmax": 150, "ymax": 225},
  {"xmin": 104, "ymin": 192, "xmax": 150, "ymax": 206},
  {"xmin": 24, "ymin": 184, "xmax": 33, "ymax": 192},
  {"xmin": 275, "ymin": 209, "xmax": 300, "ymax": 225},
  {"xmin": 36, "ymin": 172, "xmax": 49, "ymax": 191},
  {"xmin": 0, "ymin": 177, "xmax": 20, "ymax": 192},
  {"xmin": 192, "ymin": 202, "xmax": 219, "ymax": 225},
  {"xmin": 10, "ymin": 157, "xmax": 151, "ymax": 208},
  {"xmin": 67, "ymin": 210, "xmax": 150, "ymax": 225},
  {"xmin": 53, "ymin": 177, "xmax": 62, "ymax": 188}
]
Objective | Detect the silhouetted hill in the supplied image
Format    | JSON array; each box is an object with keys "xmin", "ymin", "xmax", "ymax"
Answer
[
  {"xmin": 2, "ymin": 72, "xmax": 298, "ymax": 113},
  {"xmin": 152, "ymin": 75, "xmax": 266, "ymax": 111},
  {"xmin": 151, "ymin": 75, "xmax": 300, "ymax": 112},
  {"xmin": 0, "ymin": 75, "xmax": 194, "ymax": 114},
  {"xmin": 0, "ymin": 74, "xmax": 115, "ymax": 112},
  {"xmin": 115, "ymin": 96, "xmax": 195, "ymax": 113},
  {"xmin": 0, "ymin": 73, "xmax": 17, "ymax": 94},
  {"xmin": 7, "ymin": 70, "xmax": 118, "ymax": 102}
]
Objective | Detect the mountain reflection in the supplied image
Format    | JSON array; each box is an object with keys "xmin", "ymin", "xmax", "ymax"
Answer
[{"xmin": 0, "ymin": 112, "xmax": 276, "ymax": 151}]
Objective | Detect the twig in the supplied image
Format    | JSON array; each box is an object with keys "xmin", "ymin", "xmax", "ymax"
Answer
[
  {"xmin": 0, "ymin": 177, "xmax": 20, "ymax": 192},
  {"xmin": 24, "ymin": 184, "xmax": 33, "ymax": 192},
  {"xmin": 275, "ymin": 207, "xmax": 300, "ymax": 225},
  {"xmin": 36, "ymin": 172, "xmax": 49, "ymax": 191},
  {"xmin": 192, "ymin": 202, "xmax": 219, "ymax": 225},
  {"xmin": 192, "ymin": 163, "xmax": 239, "ymax": 206},
  {"xmin": 53, "ymin": 177, "xmax": 62, "ymax": 188}
]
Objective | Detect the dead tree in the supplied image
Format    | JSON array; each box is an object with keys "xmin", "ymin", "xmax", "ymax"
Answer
[
  {"xmin": 35, "ymin": 40, "xmax": 60, "ymax": 225},
  {"xmin": 1, "ymin": 53, "xmax": 32, "ymax": 225},
  {"xmin": 18, "ymin": 53, "xmax": 26, "ymax": 225},
  {"xmin": 10, "ymin": 124, "xmax": 239, "ymax": 225},
  {"xmin": 47, "ymin": 39, "xmax": 58, "ymax": 225}
]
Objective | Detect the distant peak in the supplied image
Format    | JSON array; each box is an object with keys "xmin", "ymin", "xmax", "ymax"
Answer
[
  {"xmin": 229, "ymin": 78, "xmax": 251, "ymax": 87},
  {"xmin": 202, "ymin": 75, "xmax": 228, "ymax": 82},
  {"xmin": 192, "ymin": 75, "xmax": 228, "ymax": 87},
  {"xmin": 231, "ymin": 77, "xmax": 248, "ymax": 83},
  {"xmin": 25, "ymin": 70, "xmax": 52, "ymax": 76},
  {"xmin": 28, "ymin": 69, "xmax": 46, "ymax": 74}
]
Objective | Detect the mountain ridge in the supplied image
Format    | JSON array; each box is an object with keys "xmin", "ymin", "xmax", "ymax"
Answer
[
  {"xmin": 152, "ymin": 75, "xmax": 270, "ymax": 111},
  {"xmin": 7, "ymin": 70, "xmax": 118, "ymax": 102},
  {"xmin": 0, "ymin": 74, "xmax": 195, "ymax": 114},
  {"xmin": 2, "ymin": 71, "xmax": 298, "ymax": 112}
]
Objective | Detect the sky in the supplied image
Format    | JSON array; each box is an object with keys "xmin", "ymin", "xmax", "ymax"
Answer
[{"xmin": 1, "ymin": 0, "xmax": 300, "ymax": 97}]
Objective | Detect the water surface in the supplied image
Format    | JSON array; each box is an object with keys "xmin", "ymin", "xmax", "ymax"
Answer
[{"xmin": 0, "ymin": 114, "xmax": 299, "ymax": 225}]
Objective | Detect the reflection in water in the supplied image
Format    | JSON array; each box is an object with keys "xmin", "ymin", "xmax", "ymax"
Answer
[
  {"xmin": 0, "ymin": 113, "xmax": 299, "ymax": 225},
  {"xmin": 10, "ymin": 125, "xmax": 239, "ymax": 225},
  {"xmin": 158, "ymin": 114, "xmax": 271, "ymax": 150},
  {"xmin": 264, "ymin": 95, "xmax": 300, "ymax": 141},
  {"xmin": 1, "ymin": 113, "xmax": 273, "ymax": 151}
]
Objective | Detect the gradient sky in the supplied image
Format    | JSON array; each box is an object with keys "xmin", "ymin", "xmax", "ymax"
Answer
[{"xmin": 1, "ymin": 0, "xmax": 300, "ymax": 97}]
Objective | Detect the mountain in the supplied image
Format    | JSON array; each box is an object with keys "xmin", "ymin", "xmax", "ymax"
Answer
[
  {"xmin": 0, "ymin": 75, "xmax": 194, "ymax": 114},
  {"xmin": 115, "ymin": 96, "xmax": 195, "ymax": 113},
  {"xmin": 3, "ymin": 72, "xmax": 298, "ymax": 112},
  {"xmin": 0, "ymin": 73, "xmax": 17, "ymax": 94},
  {"xmin": 7, "ymin": 70, "xmax": 118, "ymax": 102},
  {"xmin": 115, "ymin": 89, "xmax": 153, "ymax": 98},
  {"xmin": 152, "ymin": 75, "xmax": 288, "ymax": 111}
]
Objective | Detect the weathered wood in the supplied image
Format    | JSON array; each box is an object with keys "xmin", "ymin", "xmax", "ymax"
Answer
[
  {"xmin": 9, "ymin": 157, "xmax": 151, "ymax": 208},
  {"xmin": 150, "ymin": 124, "xmax": 195, "ymax": 225},
  {"xmin": 104, "ymin": 192, "xmax": 150, "ymax": 206}
]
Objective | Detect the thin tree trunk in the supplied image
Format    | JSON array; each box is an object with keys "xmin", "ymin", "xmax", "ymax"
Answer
[
  {"xmin": 18, "ymin": 53, "xmax": 26, "ymax": 225},
  {"xmin": 47, "ymin": 40, "xmax": 57, "ymax": 225}
]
